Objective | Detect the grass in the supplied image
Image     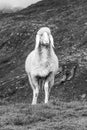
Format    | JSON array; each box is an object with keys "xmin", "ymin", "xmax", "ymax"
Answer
[{"xmin": 0, "ymin": 100, "xmax": 87, "ymax": 130}]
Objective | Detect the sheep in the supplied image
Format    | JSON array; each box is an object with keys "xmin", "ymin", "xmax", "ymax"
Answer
[{"xmin": 25, "ymin": 27, "xmax": 59, "ymax": 105}]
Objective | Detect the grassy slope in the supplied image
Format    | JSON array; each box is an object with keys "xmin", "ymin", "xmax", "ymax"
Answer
[{"xmin": 0, "ymin": 0, "xmax": 87, "ymax": 129}]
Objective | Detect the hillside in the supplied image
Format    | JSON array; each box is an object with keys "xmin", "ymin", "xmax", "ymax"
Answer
[{"xmin": 0, "ymin": 0, "xmax": 87, "ymax": 129}]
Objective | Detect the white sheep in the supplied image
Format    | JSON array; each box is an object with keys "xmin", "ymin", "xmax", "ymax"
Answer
[{"xmin": 25, "ymin": 27, "xmax": 59, "ymax": 105}]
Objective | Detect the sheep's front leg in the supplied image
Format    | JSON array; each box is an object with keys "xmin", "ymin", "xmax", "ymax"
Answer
[
  {"xmin": 32, "ymin": 77, "xmax": 39, "ymax": 105},
  {"xmin": 32, "ymin": 86, "xmax": 39, "ymax": 105},
  {"xmin": 28, "ymin": 74, "xmax": 39, "ymax": 105},
  {"xmin": 44, "ymin": 81, "xmax": 49, "ymax": 104},
  {"xmin": 44, "ymin": 74, "xmax": 54, "ymax": 104}
]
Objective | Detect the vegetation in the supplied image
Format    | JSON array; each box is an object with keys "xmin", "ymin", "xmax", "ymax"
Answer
[{"xmin": 0, "ymin": 0, "xmax": 87, "ymax": 129}]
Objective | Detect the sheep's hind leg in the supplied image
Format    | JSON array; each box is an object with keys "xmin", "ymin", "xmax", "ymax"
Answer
[{"xmin": 28, "ymin": 74, "xmax": 39, "ymax": 105}]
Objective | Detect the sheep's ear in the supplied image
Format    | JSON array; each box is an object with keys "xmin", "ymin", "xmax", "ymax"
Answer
[
  {"xmin": 35, "ymin": 34, "xmax": 40, "ymax": 49},
  {"xmin": 49, "ymin": 34, "xmax": 54, "ymax": 48}
]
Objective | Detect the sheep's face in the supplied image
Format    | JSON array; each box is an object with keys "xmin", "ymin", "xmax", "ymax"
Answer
[
  {"xmin": 40, "ymin": 32, "xmax": 50, "ymax": 46},
  {"xmin": 35, "ymin": 27, "xmax": 54, "ymax": 49}
]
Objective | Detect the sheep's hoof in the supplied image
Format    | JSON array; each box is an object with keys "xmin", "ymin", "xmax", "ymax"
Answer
[
  {"xmin": 32, "ymin": 102, "xmax": 37, "ymax": 105},
  {"xmin": 44, "ymin": 101, "xmax": 49, "ymax": 104}
]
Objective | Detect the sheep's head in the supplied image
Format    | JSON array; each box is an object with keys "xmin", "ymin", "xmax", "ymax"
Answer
[{"xmin": 35, "ymin": 27, "xmax": 54, "ymax": 49}]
